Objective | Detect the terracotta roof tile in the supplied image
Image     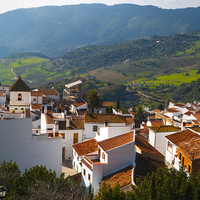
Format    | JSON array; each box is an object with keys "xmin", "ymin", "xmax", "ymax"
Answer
[
  {"xmin": 174, "ymin": 103, "xmax": 185, "ymax": 107},
  {"xmin": 135, "ymin": 135, "xmax": 164, "ymax": 157},
  {"xmin": 31, "ymin": 91, "xmax": 43, "ymax": 96},
  {"xmin": 66, "ymin": 118, "xmax": 84, "ymax": 130},
  {"xmin": 165, "ymin": 129, "xmax": 199, "ymax": 146},
  {"xmin": 151, "ymin": 119, "xmax": 164, "ymax": 127},
  {"xmin": 45, "ymin": 111, "xmax": 54, "ymax": 124},
  {"xmin": 179, "ymin": 136, "xmax": 200, "ymax": 160},
  {"xmin": 149, "ymin": 126, "xmax": 180, "ymax": 133},
  {"xmin": 98, "ymin": 131, "xmax": 134, "ymax": 151},
  {"xmin": 193, "ymin": 114, "xmax": 200, "ymax": 121},
  {"xmin": 166, "ymin": 108, "xmax": 179, "ymax": 112},
  {"xmin": 84, "ymin": 113, "xmax": 126, "ymax": 123},
  {"xmin": 31, "ymin": 104, "xmax": 42, "ymax": 110},
  {"xmin": 72, "ymin": 138, "xmax": 98, "ymax": 156},
  {"xmin": 9, "ymin": 76, "xmax": 30, "ymax": 92},
  {"xmin": 153, "ymin": 109, "xmax": 160, "ymax": 113},
  {"xmin": 77, "ymin": 109, "xmax": 87, "ymax": 116},
  {"xmin": 82, "ymin": 157, "xmax": 92, "ymax": 170},
  {"xmin": 186, "ymin": 107, "xmax": 195, "ymax": 111},
  {"xmin": 184, "ymin": 111, "xmax": 193, "ymax": 116},
  {"xmin": 72, "ymin": 99, "xmax": 87, "ymax": 107},
  {"xmin": 38, "ymin": 89, "xmax": 59, "ymax": 96},
  {"xmin": 101, "ymin": 164, "xmax": 133, "ymax": 188},
  {"xmin": 135, "ymin": 128, "xmax": 149, "ymax": 138},
  {"xmin": 125, "ymin": 116, "xmax": 135, "ymax": 125}
]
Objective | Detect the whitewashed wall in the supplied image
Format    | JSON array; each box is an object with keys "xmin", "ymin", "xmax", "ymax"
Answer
[{"xmin": 0, "ymin": 118, "xmax": 62, "ymax": 176}]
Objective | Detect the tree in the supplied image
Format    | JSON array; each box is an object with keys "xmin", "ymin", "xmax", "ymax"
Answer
[
  {"xmin": 0, "ymin": 160, "xmax": 21, "ymax": 197},
  {"xmin": 134, "ymin": 105, "xmax": 148, "ymax": 121},
  {"xmin": 97, "ymin": 182, "xmax": 126, "ymax": 200},
  {"xmin": 157, "ymin": 103, "xmax": 164, "ymax": 110},
  {"xmin": 116, "ymin": 97, "xmax": 120, "ymax": 109},
  {"xmin": 129, "ymin": 167, "xmax": 200, "ymax": 200},
  {"xmin": 0, "ymin": 161, "xmax": 93, "ymax": 200},
  {"xmin": 87, "ymin": 90, "xmax": 103, "ymax": 113}
]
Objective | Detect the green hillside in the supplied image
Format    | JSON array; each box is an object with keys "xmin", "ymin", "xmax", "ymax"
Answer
[{"xmin": 0, "ymin": 4, "xmax": 200, "ymax": 58}]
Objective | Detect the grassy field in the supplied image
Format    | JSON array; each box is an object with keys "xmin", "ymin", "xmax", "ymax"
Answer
[
  {"xmin": 7, "ymin": 57, "xmax": 48, "ymax": 68},
  {"xmin": 89, "ymin": 68, "xmax": 133, "ymax": 83},
  {"xmin": 137, "ymin": 70, "xmax": 200, "ymax": 87}
]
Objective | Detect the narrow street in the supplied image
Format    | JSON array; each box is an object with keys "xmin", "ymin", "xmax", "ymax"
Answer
[{"xmin": 2, "ymin": 58, "xmax": 17, "ymax": 80}]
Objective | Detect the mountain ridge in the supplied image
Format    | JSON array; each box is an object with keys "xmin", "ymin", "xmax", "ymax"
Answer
[{"xmin": 0, "ymin": 4, "xmax": 200, "ymax": 58}]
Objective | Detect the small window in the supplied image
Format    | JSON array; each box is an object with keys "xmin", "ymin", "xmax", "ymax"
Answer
[
  {"xmin": 18, "ymin": 93, "xmax": 22, "ymax": 101},
  {"xmin": 93, "ymin": 125, "xmax": 98, "ymax": 131},
  {"xmin": 88, "ymin": 173, "xmax": 91, "ymax": 180},
  {"xmin": 182, "ymin": 156, "xmax": 185, "ymax": 166},
  {"xmin": 83, "ymin": 169, "xmax": 86, "ymax": 176},
  {"xmin": 188, "ymin": 164, "xmax": 192, "ymax": 173},
  {"xmin": 15, "ymin": 108, "xmax": 18, "ymax": 110},
  {"xmin": 102, "ymin": 152, "xmax": 105, "ymax": 160},
  {"xmin": 21, "ymin": 108, "xmax": 24, "ymax": 110},
  {"xmin": 179, "ymin": 152, "xmax": 182, "ymax": 160},
  {"xmin": 98, "ymin": 148, "xmax": 101, "ymax": 158},
  {"xmin": 73, "ymin": 133, "xmax": 78, "ymax": 144},
  {"xmin": 33, "ymin": 98, "xmax": 36, "ymax": 101}
]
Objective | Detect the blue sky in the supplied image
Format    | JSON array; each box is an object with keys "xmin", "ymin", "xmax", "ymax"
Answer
[{"xmin": 0, "ymin": 0, "xmax": 200, "ymax": 14}]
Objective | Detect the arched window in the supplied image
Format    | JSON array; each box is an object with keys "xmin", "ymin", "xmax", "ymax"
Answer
[{"xmin": 18, "ymin": 93, "xmax": 22, "ymax": 101}]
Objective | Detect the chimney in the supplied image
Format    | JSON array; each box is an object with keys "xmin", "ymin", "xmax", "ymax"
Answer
[
  {"xmin": 66, "ymin": 116, "xmax": 70, "ymax": 128},
  {"xmin": 54, "ymin": 121, "xmax": 59, "ymax": 136},
  {"xmin": 64, "ymin": 110, "xmax": 67, "ymax": 116},
  {"xmin": 181, "ymin": 122, "xmax": 186, "ymax": 130},
  {"xmin": 104, "ymin": 120, "xmax": 108, "ymax": 127},
  {"xmin": 44, "ymin": 106, "xmax": 47, "ymax": 114}
]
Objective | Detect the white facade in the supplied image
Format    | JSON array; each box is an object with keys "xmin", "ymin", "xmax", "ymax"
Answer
[
  {"xmin": 149, "ymin": 128, "xmax": 179, "ymax": 156},
  {"xmin": 9, "ymin": 91, "xmax": 30, "ymax": 111},
  {"xmin": 95, "ymin": 126, "xmax": 131, "ymax": 142},
  {"xmin": 165, "ymin": 139, "xmax": 180, "ymax": 170},
  {"xmin": 0, "ymin": 91, "xmax": 6, "ymax": 105},
  {"xmin": 61, "ymin": 129, "xmax": 83, "ymax": 160},
  {"xmin": 84, "ymin": 122, "xmax": 127, "ymax": 139},
  {"xmin": 81, "ymin": 130, "xmax": 136, "ymax": 194},
  {"xmin": 0, "ymin": 118, "xmax": 62, "ymax": 175}
]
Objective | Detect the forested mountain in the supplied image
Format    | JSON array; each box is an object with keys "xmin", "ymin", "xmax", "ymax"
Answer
[{"xmin": 0, "ymin": 4, "xmax": 200, "ymax": 58}]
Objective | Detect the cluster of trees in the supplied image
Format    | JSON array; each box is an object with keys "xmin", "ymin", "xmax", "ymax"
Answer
[
  {"xmin": 97, "ymin": 168, "xmax": 200, "ymax": 200},
  {"xmin": 0, "ymin": 160, "xmax": 93, "ymax": 200}
]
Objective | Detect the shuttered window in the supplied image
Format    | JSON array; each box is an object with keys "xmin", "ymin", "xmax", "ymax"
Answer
[{"xmin": 73, "ymin": 133, "xmax": 78, "ymax": 144}]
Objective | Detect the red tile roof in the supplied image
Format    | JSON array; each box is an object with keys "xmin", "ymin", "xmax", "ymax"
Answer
[
  {"xmin": 38, "ymin": 89, "xmax": 59, "ymax": 96},
  {"xmin": 174, "ymin": 103, "xmax": 185, "ymax": 107},
  {"xmin": 193, "ymin": 114, "xmax": 200, "ymax": 121},
  {"xmin": 165, "ymin": 129, "xmax": 199, "ymax": 146},
  {"xmin": 186, "ymin": 107, "xmax": 195, "ymax": 111},
  {"xmin": 135, "ymin": 135, "xmax": 164, "ymax": 157},
  {"xmin": 82, "ymin": 157, "xmax": 92, "ymax": 170},
  {"xmin": 72, "ymin": 138, "xmax": 98, "ymax": 156},
  {"xmin": 179, "ymin": 136, "xmax": 200, "ymax": 160},
  {"xmin": 166, "ymin": 108, "xmax": 179, "ymax": 113},
  {"xmin": 101, "ymin": 164, "xmax": 133, "ymax": 188},
  {"xmin": 31, "ymin": 104, "xmax": 42, "ymax": 109},
  {"xmin": 98, "ymin": 131, "xmax": 134, "ymax": 151},
  {"xmin": 31, "ymin": 91, "xmax": 43, "ymax": 96},
  {"xmin": 45, "ymin": 111, "xmax": 54, "ymax": 124},
  {"xmin": 72, "ymin": 99, "xmax": 87, "ymax": 107},
  {"xmin": 184, "ymin": 111, "xmax": 193, "ymax": 116},
  {"xmin": 66, "ymin": 118, "xmax": 84, "ymax": 130},
  {"xmin": 125, "ymin": 116, "xmax": 135, "ymax": 125},
  {"xmin": 149, "ymin": 126, "xmax": 180, "ymax": 133},
  {"xmin": 84, "ymin": 113, "xmax": 126, "ymax": 123},
  {"xmin": 150, "ymin": 119, "xmax": 164, "ymax": 127}
]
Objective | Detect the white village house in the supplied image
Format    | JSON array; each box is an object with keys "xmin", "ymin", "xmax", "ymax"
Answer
[
  {"xmin": 72, "ymin": 126, "xmax": 136, "ymax": 194},
  {"xmin": 0, "ymin": 117, "xmax": 62, "ymax": 175}
]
